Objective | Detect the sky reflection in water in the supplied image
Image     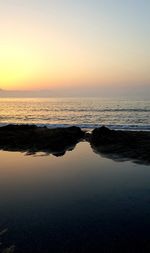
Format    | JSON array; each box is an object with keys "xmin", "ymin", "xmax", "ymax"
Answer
[{"xmin": 0, "ymin": 142, "xmax": 150, "ymax": 252}]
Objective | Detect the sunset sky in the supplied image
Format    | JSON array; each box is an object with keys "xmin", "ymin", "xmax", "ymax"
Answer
[{"xmin": 0, "ymin": 0, "xmax": 150, "ymax": 95}]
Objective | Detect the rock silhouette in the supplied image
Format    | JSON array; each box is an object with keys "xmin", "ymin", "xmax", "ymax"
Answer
[
  {"xmin": 90, "ymin": 126, "xmax": 150, "ymax": 164},
  {"xmin": 0, "ymin": 124, "xmax": 150, "ymax": 164},
  {"xmin": 0, "ymin": 124, "xmax": 85, "ymax": 155}
]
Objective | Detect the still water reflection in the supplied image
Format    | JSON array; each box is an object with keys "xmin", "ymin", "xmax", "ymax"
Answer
[{"xmin": 0, "ymin": 142, "xmax": 150, "ymax": 252}]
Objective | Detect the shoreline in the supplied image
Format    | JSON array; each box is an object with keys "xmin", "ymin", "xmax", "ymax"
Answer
[
  {"xmin": 0, "ymin": 124, "xmax": 150, "ymax": 164},
  {"xmin": 0, "ymin": 123, "xmax": 150, "ymax": 132}
]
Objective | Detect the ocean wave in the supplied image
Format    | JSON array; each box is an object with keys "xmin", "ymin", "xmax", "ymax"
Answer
[
  {"xmin": 20, "ymin": 107, "xmax": 150, "ymax": 113},
  {"xmin": 0, "ymin": 98, "xmax": 149, "ymax": 131},
  {"xmin": 0, "ymin": 123, "xmax": 150, "ymax": 131}
]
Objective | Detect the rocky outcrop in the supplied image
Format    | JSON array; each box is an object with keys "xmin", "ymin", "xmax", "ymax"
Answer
[
  {"xmin": 0, "ymin": 124, "xmax": 85, "ymax": 155},
  {"xmin": 90, "ymin": 126, "xmax": 150, "ymax": 164},
  {"xmin": 0, "ymin": 124, "xmax": 150, "ymax": 164}
]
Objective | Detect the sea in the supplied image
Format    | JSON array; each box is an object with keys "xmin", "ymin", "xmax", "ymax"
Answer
[{"xmin": 0, "ymin": 97, "xmax": 150, "ymax": 131}]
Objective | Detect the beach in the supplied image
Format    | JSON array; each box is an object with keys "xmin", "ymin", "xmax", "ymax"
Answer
[{"xmin": 1, "ymin": 0, "xmax": 150, "ymax": 251}]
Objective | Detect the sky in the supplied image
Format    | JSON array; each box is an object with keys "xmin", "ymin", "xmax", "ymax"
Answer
[{"xmin": 0, "ymin": 0, "xmax": 150, "ymax": 96}]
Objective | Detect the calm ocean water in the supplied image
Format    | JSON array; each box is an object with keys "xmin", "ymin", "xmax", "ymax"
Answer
[{"xmin": 0, "ymin": 97, "xmax": 150, "ymax": 130}]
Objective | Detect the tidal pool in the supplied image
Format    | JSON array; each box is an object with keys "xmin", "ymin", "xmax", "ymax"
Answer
[{"xmin": 0, "ymin": 142, "xmax": 150, "ymax": 252}]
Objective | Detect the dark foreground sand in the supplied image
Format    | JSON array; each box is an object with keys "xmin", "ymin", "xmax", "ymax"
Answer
[{"xmin": 0, "ymin": 124, "xmax": 150, "ymax": 164}]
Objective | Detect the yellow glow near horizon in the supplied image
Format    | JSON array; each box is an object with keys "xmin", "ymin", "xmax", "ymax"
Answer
[
  {"xmin": 1, "ymin": 36, "xmax": 149, "ymax": 90},
  {"xmin": 0, "ymin": 1, "xmax": 150, "ymax": 91},
  {"xmin": 1, "ymin": 38, "xmax": 148, "ymax": 91},
  {"xmin": 0, "ymin": 39, "xmax": 41, "ymax": 89}
]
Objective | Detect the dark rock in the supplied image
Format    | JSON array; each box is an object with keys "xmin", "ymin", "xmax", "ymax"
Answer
[
  {"xmin": 91, "ymin": 126, "xmax": 136, "ymax": 146},
  {"xmin": 0, "ymin": 124, "xmax": 85, "ymax": 155},
  {"xmin": 52, "ymin": 151, "xmax": 66, "ymax": 157},
  {"xmin": 90, "ymin": 126, "xmax": 150, "ymax": 164},
  {"xmin": 1, "ymin": 124, "xmax": 38, "ymax": 130}
]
